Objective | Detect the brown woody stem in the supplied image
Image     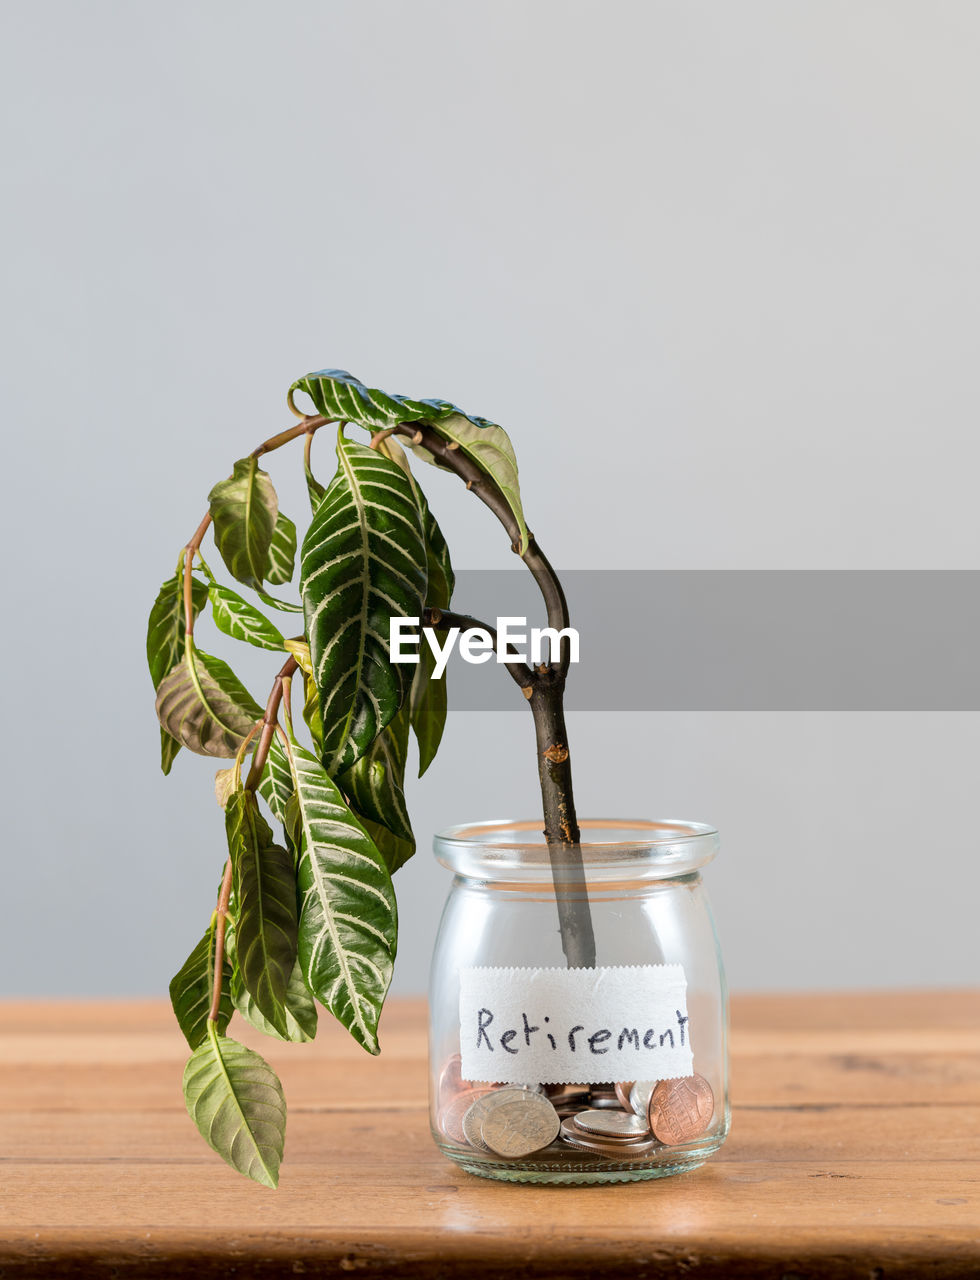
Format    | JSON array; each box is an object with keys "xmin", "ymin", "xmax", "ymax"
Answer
[
  {"xmin": 422, "ymin": 606, "xmax": 534, "ymax": 691},
  {"xmin": 209, "ymin": 858, "xmax": 234, "ymax": 1023},
  {"xmin": 398, "ymin": 423, "xmax": 595, "ymax": 968},
  {"xmin": 244, "ymin": 655, "xmax": 299, "ymax": 792}
]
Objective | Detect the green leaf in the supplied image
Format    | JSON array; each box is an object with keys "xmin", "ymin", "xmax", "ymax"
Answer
[
  {"xmin": 182, "ymin": 1023, "xmax": 286, "ymax": 1189},
  {"xmin": 226, "ymin": 789, "xmax": 299, "ymax": 1039},
  {"xmin": 352, "ymin": 809, "xmax": 416, "ymax": 877},
  {"xmin": 339, "ymin": 705, "xmax": 412, "ymax": 842},
  {"xmin": 300, "ymin": 435, "xmax": 427, "ymax": 775},
  {"xmin": 169, "ymin": 917, "xmax": 234, "ymax": 1050},
  {"xmin": 254, "ymin": 586, "xmax": 305, "ymax": 615},
  {"xmin": 290, "ymin": 368, "xmax": 529, "ymax": 553},
  {"xmin": 283, "ymin": 738, "xmax": 397, "ymax": 1054},
  {"xmin": 259, "ymin": 735, "xmax": 294, "ymax": 831},
  {"xmin": 147, "ymin": 572, "xmax": 210, "ymax": 689},
  {"xmin": 411, "ymin": 492, "xmax": 455, "ymax": 775},
  {"xmin": 155, "ymin": 643, "xmax": 264, "ymax": 758},
  {"xmin": 267, "ymin": 513, "xmax": 297, "ymax": 585},
  {"xmin": 161, "ymin": 728, "xmax": 181, "ymax": 776},
  {"xmin": 209, "ymin": 583, "xmax": 286, "ymax": 652},
  {"xmin": 232, "ymin": 954, "xmax": 317, "ymax": 1043},
  {"xmin": 147, "ymin": 572, "xmax": 209, "ymax": 773},
  {"xmin": 208, "ymin": 457, "xmax": 279, "ymax": 588},
  {"xmin": 281, "ymin": 639, "xmax": 323, "ymax": 756},
  {"xmin": 306, "ymin": 457, "xmax": 327, "ymax": 511}
]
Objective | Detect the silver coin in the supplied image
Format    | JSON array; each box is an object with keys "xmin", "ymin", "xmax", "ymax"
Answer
[
  {"xmin": 629, "ymin": 1080, "xmax": 659, "ymax": 1118},
  {"xmin": 480, "ymin": 1093, "xmax": 561, "ymax": 1158},
  {"xmin": 573, "ymin": 1108, "xmax": 651, "ymax": 1139},
  {"xmin": 461, "ymin": 1087, "xmax": 530, "ymax": 1150}
]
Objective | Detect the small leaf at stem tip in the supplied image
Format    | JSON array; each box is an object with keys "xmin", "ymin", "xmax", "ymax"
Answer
[
  {"xmin": 209, "ymin": 583, "xmax": 286, "ymax": 652},
  {"xmin": 226, "ymin": 790, "xmax": 299, "ymax": 1039},
  {"xmin": 208, "ymin": 457, "xmax": 279, "ymax": 588},
  {"xmin": 300, "ymin": 437, "xmax": 427, "ymax": 776},
  {"xmin": 155, "ymin": 644, "xmax": 264, "ymax": 758},
  {"xmin": 182, "ymin": 1024, "xmax": 286, "ymax": 1188},
  {"xmin": 169, "ymin": 920, "xmax": 234, "ymax": 1050},
  {"xmin": 214, "ymin": 767, "xmax": 238, "ymax": 809}
]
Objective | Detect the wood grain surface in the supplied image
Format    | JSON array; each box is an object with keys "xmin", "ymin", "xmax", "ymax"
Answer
[{"xmin": 1, "ymin": 991, "xmax": 978, "ymax": 1278}]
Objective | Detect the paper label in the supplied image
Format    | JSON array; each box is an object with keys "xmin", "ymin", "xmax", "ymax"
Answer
[{"xmin": 458, "ymin": 964, "xmax": 693, "ymax": 1085}]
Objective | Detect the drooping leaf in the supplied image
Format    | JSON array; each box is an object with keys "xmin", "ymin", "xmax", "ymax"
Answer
[
  {"xmin": 146, "ymin": 572, "xmax": 210, "ymax": 689},
  {"xmin": 283, "ymin": 738, "xmax": 397, "ymax": 1054},
  {"xmin": 147, "ymin": 572, "xmax": 210, "ymax": 773},
  {"xmin": 305, "ymin": 457, "xmax": 327, "ymax": 511},
  {"xmin": 182, "ymin": 1023, "xmax": 286, "ymax": 1189},
  {"xmin": 411, "ymin": 492, "xmax": 455, "ymax": 775},
  {"xmin": 267, "ymin": 513, "xmax": 297, "ymax": 585},
  {"xmin": 209, "ymin": 583, "xmax": 286, "ymax": 652},
  {"xmin": 208, "ymin": 457, "xmax": 279, "ymax": 588},
  {"xmin": 352, "ymin": 809, "xmax": 416, "ymax": 877},
  {"xmin": 155, "ymin": 643, "xmax": 264, "ymax": 758},
  {"xmin": 169, "ymin": 917, "xmax": 234, "ymax": 1050},
  {"xmin": 253, "ymin": 585, "xmax": 305, "ymax": 615},
  {"xmin": 232, "ymin": 954, "xmax": 317, "ymax": 1043},
  {"xmin": 290, "ymin": 368, "xmax": 529, "ymax": 553},
  {"xmin": 258, "ymin": 735, "xmax": 294, "ymax": 832},
  {"xmin": 161, "ymin": 728, "xmax": 181, "ymax": 776},
  {"xmin": 226, "ymin": 789, "xmax": 299, "ymax": 1039},
  {"xmin": 300, "ymin": 435, "xmax": 427, "ymax": 776},
  {"xmin": 339, "ymin": 704, "xmax": 412, "ymax": 842},
  {"xmin": 281, "ymin": 640, "xmax": 322, "ymax": 753}
]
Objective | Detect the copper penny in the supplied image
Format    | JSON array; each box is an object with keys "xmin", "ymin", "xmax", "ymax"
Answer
[
  {"xmin": 480, "ymin": 1093, "xmax": 561, "ymax": 1158},
  {"xmin": 648, "ymin": 1074, "xmax": 715, "ymax": 1145},
  {"xmin": 573, "ymin": 1108, "xmax": 651, "ymax": 1139},
  {"xmin": 438, "ymin": 1053, "xmax": 466, "ymax": 1106}
]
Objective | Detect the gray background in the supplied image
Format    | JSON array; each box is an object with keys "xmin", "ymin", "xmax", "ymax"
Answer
[{"xmin": 1, "ymin": 2, "xmax": 977, "ymax": 997}]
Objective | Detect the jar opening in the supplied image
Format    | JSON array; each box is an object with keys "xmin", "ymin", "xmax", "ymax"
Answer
[{"xmin": 433, "ymin": 818, "xmax": 719, "ymax": 882}]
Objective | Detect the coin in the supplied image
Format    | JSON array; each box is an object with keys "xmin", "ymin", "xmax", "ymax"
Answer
[
  {"xmin": 439, "ymin": 1087, "xmax": 494, "ymax": 1145},
  {"xmin": 572, "ymin": 1108, "xmax": 651, "ymax": 1139},
  {"xmin": 629, "ymin": 1080, "xmax": 658, "ymax": 1118},
  {"xmin": 480, "ymin": 1092, "xmax": 561, "ymax": 1158},
  {"xmin": 614, "ymin": 1081, "xmax": 635, "ymax": 1111},
  {"xmin": 461, "ymin": 1087, "xmax": 533, "ymax": 1150},
  {"xmin": 649, "ymin": 1074, "xmax": 715, "ymax": 1145},
  {"xmin": 559, "ymin": 1119, "xmax": 657, "ymax": 1160},
  {"xmin": 438, "ymin": 1053, "xmax": 466, "ymax": 1105}
]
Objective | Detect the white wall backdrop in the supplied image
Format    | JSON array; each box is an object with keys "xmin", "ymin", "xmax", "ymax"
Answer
[{"xmin": 1, "ymin": 1, "xmax": 977, "ymax": 996}]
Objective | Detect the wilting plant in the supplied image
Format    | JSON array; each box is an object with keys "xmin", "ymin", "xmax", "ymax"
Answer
[{"xmin": 148, "ymin": 369, "xmax": 593, "ymax": 1186}]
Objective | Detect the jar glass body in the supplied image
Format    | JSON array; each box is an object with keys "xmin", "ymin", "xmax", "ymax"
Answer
[{"xmin": 428, "ymin": 819, "xmax": 730, "ymax": 1185}]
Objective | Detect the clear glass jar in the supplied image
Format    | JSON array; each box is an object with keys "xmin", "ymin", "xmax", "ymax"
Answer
[{"xmin": 428, "ymin": 818, "xmax": 729, "ymax": 1185}]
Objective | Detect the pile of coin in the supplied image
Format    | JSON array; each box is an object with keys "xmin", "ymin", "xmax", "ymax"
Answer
[{"xmin": 437, "ymin": 1056, "xmax": 715, "ymax": 1163}]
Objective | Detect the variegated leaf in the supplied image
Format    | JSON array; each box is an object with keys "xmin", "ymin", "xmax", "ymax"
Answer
[
  {"xmin": 283, "ymin": 738, "xmax": 397, "ymax": 1054},
  {"xmin": 300, "ymin": 435, "xmax": 426, "ymax": 776},
  {"xmin": 352, "ymin": 809, "xmax": 416, "ymax": 877},
  {"xmin": 259, "ymin": 735, "xmax": 294, "ymax": 832},
  {"xmin": 169, "ymin": 916, "xmax": 234, "ymax": 1050},
  {"xmin": 182, "ymin": 1024, "xmax": 286, "ymax": 1188},
  {"xmin": 209, "ymin": 583, "xmax": 286, "ymax": 652},
  {"xmin": 267, "ymin": 513, "xmax": 297, "ymax": 585},
  {"xmin": 232, "ymin": 953, "xmax": 317, "ymax": 1043},
  {"xmin": 226, "ymin": 789, "xmax": 299, "ymax": 1039},
  {"xmin": 290, "ymin": 369, "xmax": 529, "ymax": 553},
  {"xmin": 147, "ymin": 572, "xmax": 209, "ymax": 773},
  {"xmin": 155, "ymin": 643, "xmax": 263, "ymax": 758},
  {"xmin": 411, "ymin": 491, "xmax": 454, "ymax": 775},
  {"xmin": 208, "ymin": 457, "xmax": 279, "ymax": 588},
  {"xmin": 339, "ymin": 704, "xmax": 412, "ymax": 843}
]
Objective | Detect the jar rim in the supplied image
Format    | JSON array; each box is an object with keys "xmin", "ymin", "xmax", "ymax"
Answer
[{"xmin": 433, "ymin": 818, "xmax": 719, "ymax": 881}]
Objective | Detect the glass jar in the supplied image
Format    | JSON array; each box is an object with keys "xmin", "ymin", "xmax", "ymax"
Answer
[{"xmin": 428, "ymin": 818, "xmax": 729, "ymax": 1185}]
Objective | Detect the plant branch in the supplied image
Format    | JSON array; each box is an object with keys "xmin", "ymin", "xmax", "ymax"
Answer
[
  {"xmin": 209, "ymin": 858, "xmax": 234, "ymax": 1023},
  {"xmin": 395, "ymin": 422, "xmax": 594, "ymax": 967},
  {"xmin": 422, "ymin": 606, "xmax": 534, "ymax": 694},
  {"xmin": 244, "ymin": 654, "xmax": 299, "ymax": 793}
]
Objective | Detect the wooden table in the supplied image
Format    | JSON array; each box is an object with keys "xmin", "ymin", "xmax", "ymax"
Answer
[{"xmin": 2, "ymin": 992, "xmax": 978, "ymax": 1277}]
